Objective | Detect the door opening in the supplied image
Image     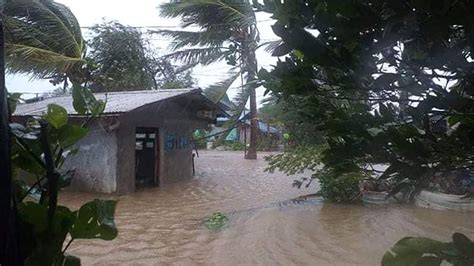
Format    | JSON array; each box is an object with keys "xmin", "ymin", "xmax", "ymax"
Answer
[{"xmin": 135, "ymin": 127, "xmax": 159, "ymax": 186}]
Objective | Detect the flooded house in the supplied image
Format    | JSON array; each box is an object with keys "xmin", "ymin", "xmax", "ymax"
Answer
[{"xmin": 13, "ymin": 88, "xmax": 224, "ymax": 194}]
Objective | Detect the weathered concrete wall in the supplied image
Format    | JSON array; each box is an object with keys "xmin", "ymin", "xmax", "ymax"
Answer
[
  {"xmin": 161, "ymin": 121, "xmax": 194, "ymax": 184},
  {"xmin": 63, "ymin": 122, "xmax": 118, "ymax": 193},
  {"xmin": 116, "ymin": 98, "xmax": 210, "ymax": 193}
]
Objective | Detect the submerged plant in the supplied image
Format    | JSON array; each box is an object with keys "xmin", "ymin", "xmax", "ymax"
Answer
[{"xmin": 204, "ymin": 212, "xmax": 229, "ymax": 230}]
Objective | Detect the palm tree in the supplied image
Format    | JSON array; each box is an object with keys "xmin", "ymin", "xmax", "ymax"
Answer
[
  {"xmin": 159, "ymin": 0, "xmax": 259, "ymax": 159},
  {"xmin": 3, "ymin": 0, "xmax": 86, "ymax": 85}
]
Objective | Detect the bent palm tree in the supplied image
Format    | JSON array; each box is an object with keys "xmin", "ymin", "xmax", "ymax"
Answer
[
  {"xmin": 159, "ymin": 0, "xmax": 259, "ymax": 159},
  {"xmin": 3, "ymin": 0, "xmax": 86, "ymax": 82}
]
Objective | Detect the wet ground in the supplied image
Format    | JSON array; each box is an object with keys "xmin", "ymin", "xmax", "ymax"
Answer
[{"xmin": 60, "ymin": 151, "xmax": 474, "ymax": 265}]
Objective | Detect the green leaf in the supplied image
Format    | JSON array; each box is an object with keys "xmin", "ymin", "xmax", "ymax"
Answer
[
  {"xmin": 414, "ymin": 256, "xmax": 443, "ymax": 266},
  {"xmin": 382, "ymin": 237, "xmax": 452, "ymax": 266},
  {"xmin": 64, "ymin": 255, "xmax": 81, "ymax": 266},
  {"xmin": 294, "ymin": 50, "xmax": 305, "ymax": 60},
  {"xmin": 72, "ymin": 83, "xmax": 87, "ymax": 114},
  {"xmin": 272, "ymin": 43, "xmax": 292, "ymax": 56},
  {"xmin": 70, "ymin": 199, "xmax": 118, "ymax": 240},
  {"xmin": 205, "ymin": 212, "xmax": 229, "ymax": 230},
  {"xmin": 57, "ymin": 124, "xmax": 88, "ymax": 148},
  {"xmin": 373, "ymin": 73, "xmax": 399, "ymax": 89},
  {"xmin": 8, "ymin": 92, "xmax": 22, "ymax": 113},
  {"xmin": 44, "ymin": 104, "xmax": 68, "ymax": 129},
  {"xmin": 18, "ymin": 202, "xmax": 75, "ymax": 265},
  {"xmin": 452, "ymin": 233, "xmax": 474, "ymax": 258},
  {"xmin": 72, "ymin": 83, "xmax": 105, "ymax": 116}
]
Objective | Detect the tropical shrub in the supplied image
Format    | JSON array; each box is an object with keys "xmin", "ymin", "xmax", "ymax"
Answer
[
  {"xmin": 229, "ymin": 142, "xmax": 245, "ymax": 151},
  {"xmin": 265, "ymin": 146, "xmax": 323, "ymax": 176},
  {"xmin": 318, "ymin": 171, "xmax": 364, "ymax": 203},
  {"xmin": 8, "ymin": 86, "xmax": 117, "ymax": 265},
  {"xmin": 266, "ymin": 145, "xmax": 363, "ymax": 202}
]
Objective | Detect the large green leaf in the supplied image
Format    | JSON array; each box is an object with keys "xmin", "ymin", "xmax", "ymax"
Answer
[
  {"xmin": 70, "ymin": 199, "xmax": 118, "ymax": 240},
  {"xmin": 44, "ymin": 104, "xmax": 68, "ymax": 129},
  {"xmin": 8, "ymin": 92, "xmax": 22, "ymax": 113},
  {"xmin": 63, "ymin": 255, "xmax": 81, "ymax": 266},
  {"xmin": 57, "ymin": 124, "xmax": 88, "ymax": 148},
  {"xmin": 72, "ymin": 84, "xmax": 105, "ymax": 115},
  {"xmin": 452, "ymin": 233, "xmax": 474, "ymax": 259},
  {"xmin": 18, "ymin": 202, "xmax": 75, "ymax": 265},
  {"xmin": 382, "ymin": 237, "xmax": 454, "ymax": 266}
]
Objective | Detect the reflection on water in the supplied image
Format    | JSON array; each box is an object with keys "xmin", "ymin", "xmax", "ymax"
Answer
[{"xmin": 60, "ymin": 151, "xmax": 473, "ymax": 265}]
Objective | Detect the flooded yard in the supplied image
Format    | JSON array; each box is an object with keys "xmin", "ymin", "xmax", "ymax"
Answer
[{"xmin": 60, "ymin": 151, "xmax": 473, "ymax": 265}]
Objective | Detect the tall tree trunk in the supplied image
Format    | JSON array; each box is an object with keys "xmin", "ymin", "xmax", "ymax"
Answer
[
  {"xmin": 0, "ymin": 11, "xmax": 20, "ymax": 264},
  {"xmin": 244, "ymin": 25, "xmax": 258, "ymax": 160}
]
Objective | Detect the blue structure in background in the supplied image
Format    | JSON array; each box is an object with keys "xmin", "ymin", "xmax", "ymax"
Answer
[{"xmin": 206, "ymin": 115, "xmax": 280, "ymax": 143}]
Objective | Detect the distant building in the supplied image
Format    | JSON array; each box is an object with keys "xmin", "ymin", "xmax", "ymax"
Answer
[
  {"xmin": 208, "ymin": 115, "xmax": 281, "ymax": 150},
  {"xmin": 13, "ymin": 89, "xmax": 224, "ymax": 194}
]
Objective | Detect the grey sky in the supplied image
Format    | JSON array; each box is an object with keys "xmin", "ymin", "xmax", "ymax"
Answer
[{"xmin": 7, "ymin": 0, "xmax": 280, "ymax": 105}]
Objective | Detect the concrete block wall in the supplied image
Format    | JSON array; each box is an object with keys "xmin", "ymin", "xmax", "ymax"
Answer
[{"xmin": 63, "ymin": 123, "xmax": 118, "ymax": 193}]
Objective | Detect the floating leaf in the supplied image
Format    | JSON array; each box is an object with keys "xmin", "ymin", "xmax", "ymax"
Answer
[{"xmin": 205, "ymin": 212, "xmax": 229, "ymax": 230}]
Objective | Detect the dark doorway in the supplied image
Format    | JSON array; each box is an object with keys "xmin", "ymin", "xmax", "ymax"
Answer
[{"xmin": 135, "ymin": 127, "xmax": 159, "ymax": 186}]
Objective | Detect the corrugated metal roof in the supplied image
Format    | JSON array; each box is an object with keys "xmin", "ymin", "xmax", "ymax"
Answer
[{"xmin": 14, "ymin": 88, "xmax": 199, "ymax": 116}]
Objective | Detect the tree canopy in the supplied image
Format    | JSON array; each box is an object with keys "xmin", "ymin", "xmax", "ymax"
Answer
[
  {"xmin": 259, "ymin": 0, "xmax": 474, "ymax": 193},
  {"xmin": 86, "ymin": 21, "xmax": 195, "ymax": 92}
]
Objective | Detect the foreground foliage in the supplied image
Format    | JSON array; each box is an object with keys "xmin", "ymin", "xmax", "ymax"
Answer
[
  {"xmin": 2, "ymin": 1, "xmax": 118, "ymax": 263},
  {"xmin": 10, "ymin": 86, "xmax": 117, "ymax": 265},
  {"xmin": 383, "ymin": 233, "xmax": 474, "ymax": 266}
]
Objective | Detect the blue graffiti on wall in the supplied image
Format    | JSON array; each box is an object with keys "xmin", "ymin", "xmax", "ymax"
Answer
[{"xmin": 165, "ymin": 133, "xmax": 192, "ymax": 151}]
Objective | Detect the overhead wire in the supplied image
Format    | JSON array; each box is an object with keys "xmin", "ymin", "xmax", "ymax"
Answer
[{"xmin": 79, "ymin": 19, "xmax": 275, "ymax": 29}]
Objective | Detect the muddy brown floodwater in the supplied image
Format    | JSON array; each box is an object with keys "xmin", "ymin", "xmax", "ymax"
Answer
[{"xmin": 60, "ymin": 151, "xmax": 474, "ymax": 265}]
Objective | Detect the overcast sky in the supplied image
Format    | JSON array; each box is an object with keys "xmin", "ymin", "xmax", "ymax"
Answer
[{"xmin": 7, "ymin": 0, "xmax": 280, "ymax": 105}]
